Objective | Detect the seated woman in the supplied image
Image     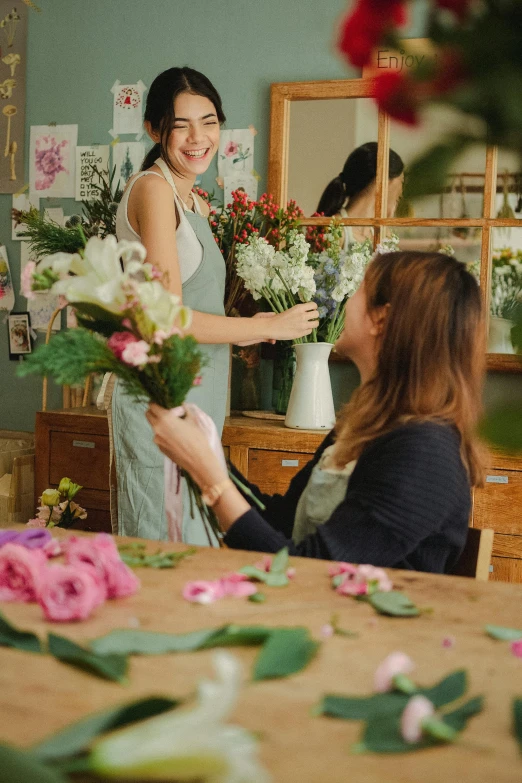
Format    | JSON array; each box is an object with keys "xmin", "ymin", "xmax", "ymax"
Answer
[
  {"xmin": 147, "ymin": 250, "xmax": 486, "ymax": 574},
  {"xmin": 317, "ymin": 141, "xmax": 404, "ymax": 247}
]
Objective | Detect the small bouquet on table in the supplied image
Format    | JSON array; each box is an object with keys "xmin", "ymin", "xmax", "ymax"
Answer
[
  {"xmin": 27, "ymin": 477, "xmax": 86, "ymax": 529},
  {"xmin": 235, "ymin": 221, "xmax": 399, "ymax": 429},
  {"xmin": 19, "ymin": 234, "xmax": 226, "ymax": 544}
]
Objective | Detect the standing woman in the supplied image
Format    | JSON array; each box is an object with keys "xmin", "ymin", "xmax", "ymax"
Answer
[
  {"xmin": 112, "ymin": 67, "xmax": 318, "ymax": 543},
  {"xmin": 316, "ymin": 142, "xmax": 404, "ymax": 248}
]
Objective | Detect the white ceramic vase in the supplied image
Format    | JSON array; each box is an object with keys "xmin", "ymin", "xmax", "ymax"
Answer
[
  {"xmin": 285, "ymin": 342, "xmax": 335, "ymax": 430},
  {"xmin": 488, "ymin": 316, "xmax": 514, "ymax": 354}
]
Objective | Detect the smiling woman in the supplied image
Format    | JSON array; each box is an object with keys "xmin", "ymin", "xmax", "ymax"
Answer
[{"xmin": 109, "ymin": 66, "xmax": 319, "ymax": 546}]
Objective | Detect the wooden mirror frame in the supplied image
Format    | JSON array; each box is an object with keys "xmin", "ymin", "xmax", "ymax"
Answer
[{"xmin": 268, "ymin": 78, "xmax": 522, "ymax": 372}]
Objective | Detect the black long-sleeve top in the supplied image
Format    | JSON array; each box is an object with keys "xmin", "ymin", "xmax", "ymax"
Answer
[{"xmin": 224, "ymin": 421, "xmax": 471, "ymax": 574}]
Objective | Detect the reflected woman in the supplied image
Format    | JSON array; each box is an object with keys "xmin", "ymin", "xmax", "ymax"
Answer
[{"xmin": 316, "ymin": 142, "xmax": 404, "ymax": 247}]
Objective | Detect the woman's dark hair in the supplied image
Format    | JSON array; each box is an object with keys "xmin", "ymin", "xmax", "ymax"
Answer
[
  {"xmin": 141, "ymin": 66, "xmax": 226, "ymax": 173},
  {"xmin": 316, "ymin": 142, "xmax": 404, "ymax": 217}
]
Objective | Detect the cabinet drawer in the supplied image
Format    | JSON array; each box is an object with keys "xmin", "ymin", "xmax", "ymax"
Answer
[
  {"xmin": 49, "ymin": 431, "xmax": 110, "ymax": 491},
  {"xmin": 490, "ymin": 556, "xmax": 522, "ymax": 583},
  {"xmin": 248, "ymin": 450, "xmax": 313, "ymax": 495},
  {"xmin": 473, "ymin": 469, "xmax": 522, "ymax": 535}
]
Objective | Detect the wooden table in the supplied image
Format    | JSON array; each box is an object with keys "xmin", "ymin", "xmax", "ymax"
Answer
[{"xmin": 1, "ymin": 530, "xmax": 521, "ymax": 782}]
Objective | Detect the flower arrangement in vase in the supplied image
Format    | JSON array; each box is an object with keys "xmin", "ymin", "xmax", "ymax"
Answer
[{"xmin": 26, "ymin": 477, "xmax": 86, "ymax": 529}]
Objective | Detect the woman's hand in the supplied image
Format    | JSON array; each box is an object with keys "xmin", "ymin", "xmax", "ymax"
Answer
[
  {"xmin": 234, "ymin": 312, "xmax": 277, "ymax": 346},
  {"xmin": 146, "ymin": 404, "xmax": 227, "ymax": 489},
  {"xmin": 267, "ymin": 302, "xmax": 319, "ymax": 341}
]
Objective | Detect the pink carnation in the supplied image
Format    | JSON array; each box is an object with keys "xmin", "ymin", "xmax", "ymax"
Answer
[
  {"xmin": 0, "ymin": 543, "xmax": 46, "ymax": 602},
  {"xmin": 182, "ymin": 580, "xmax": 225, "ymax": 604},
  {"xmin": 121, "ymin": 339, "xmax": 151, "ymax": 367},
  {"xmin": 332, "ymin": 562, "xmax": 393, "ymax": 596},
  {"xmin": 38, "ymin": 564, "xmax": 105, "ymax": 621},
  {"xmin": 107, "ymin": 331, "xmax": 138, "ymax": 361}
]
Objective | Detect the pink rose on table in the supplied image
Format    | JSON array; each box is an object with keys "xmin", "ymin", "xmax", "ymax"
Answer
[
  {"xmin": 65, "ymin": 534, "xmax": 139, "ymax": 599},
  {"xmin": 0, "ymin": 543, "xmax": 46, "ymax": 602},
  {"xmin": 182, "ymin": 580, "xmax": 225, "ymax": 604},
  {"xmin": 38, "ymin": 564, "xmax": 105, "ymax": 621},
  {"xmin": 224, "ymin": 140, "xmax": 238, "ymax": 157},
  {"xmin": 220, "ymin": 572, "xmax": 258, "ymax": 598}
]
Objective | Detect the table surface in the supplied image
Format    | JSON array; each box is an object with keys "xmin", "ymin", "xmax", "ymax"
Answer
[{"xmin": 1, "ymin": 529, "xmax": 522, "ymax": 783}]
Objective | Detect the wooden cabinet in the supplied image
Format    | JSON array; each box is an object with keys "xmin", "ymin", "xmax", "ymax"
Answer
[
  {"xmin": 35, "ymin": 409, "xmax": 522, "ymax": 583},
  {"xmin": 471, "ymin": 452, "xmax": 522, "ymax": 583},
  {"xmin": 35, "ymin": 407, "xmax": 111, "ymax": 533},
  {"xmin": 222, "ymin": 416, "xmax": 325, "ymax": 495}
]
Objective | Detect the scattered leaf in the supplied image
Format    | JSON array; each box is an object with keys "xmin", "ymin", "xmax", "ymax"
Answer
[
  {"xmin": 239, "ymin": 565, "xmax": 289, "ymax": 587},
  {"xmin": 513, "ymin": 699, "xmax": 522, "ymax": 753},
  {"xmin": 248, "ymin": 592, "xmax": 266, "ymax": 603},
  {"xmin": 485, "ymin": 624, "xmax": 522, "ymax": 641},
  {"xmin": 0, "ymin": 612, "xmax": 42, "ymax": 654},
  {"xmin": 0, "ymin": 744, "xmax": 67, "ymax": 783},
  {"xmin": 270, "ymin": 547, "xmax": 289, "ymax": 574},
  {"xmin": 32, "ymin": 697, "xmax": 179, "ymax": 762},
  {"xmin": 367, "ymin": 591, "xmax": 420, "ymax": 617},
  {"xmin": 48, "ymin": 634, "xmax": 128, "ymax": 683},
  {"xmin": 117, "ymin": 544, "xmax": 197, "ymax": 569},
  {"xmin": 253, "ymin": 627, "xmax": 319, "ymax": 681},
  {"xmin": 91, "ymin": 627, "xmax": 224, "ymax": 656}
]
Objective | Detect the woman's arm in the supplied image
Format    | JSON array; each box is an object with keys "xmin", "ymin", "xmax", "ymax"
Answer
[
  {"xmin": 147, "ymin": 408, "xmax": 468, "ymax": 566},
  {"xmin": 129, "ymin": 176, "xmax": 319, "ymax": 344}
]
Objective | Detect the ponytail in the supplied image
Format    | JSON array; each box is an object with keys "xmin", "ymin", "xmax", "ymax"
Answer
[
  {"xmin": 141, "ymin": 142, "xmax": 161, "ymax": 171},
  {"xmin": 316, "ymin": 175, "xmax": 346, "ymax": 217}
]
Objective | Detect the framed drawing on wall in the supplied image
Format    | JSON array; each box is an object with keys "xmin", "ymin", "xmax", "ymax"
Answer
[{"xmin": 7, "ymin": 311, "xmax": 31, "ymax": 358}]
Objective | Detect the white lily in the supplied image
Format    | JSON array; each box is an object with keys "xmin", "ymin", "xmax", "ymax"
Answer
[
  {"xmin": 90, "ymin": 652, "xmax": 271, "ymax": 782},
  {"xmin": 136, "ymin": 280, "xmax": 192, "ymax": 332}
]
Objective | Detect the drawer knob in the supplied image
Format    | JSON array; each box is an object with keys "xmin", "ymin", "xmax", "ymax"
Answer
[
  {"xmin": 282, "ymin": 459, "xmax": 299, "ymax": 467},
  {"xmin": 486, "ymin": 475, "xmax": 508, "ymax": 484},
  {"xmin": 72, "ymin": 440, "xmax": 95, "ymax": 449}
]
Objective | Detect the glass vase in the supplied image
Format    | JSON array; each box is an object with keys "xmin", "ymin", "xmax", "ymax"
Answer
[{"xmin": 272, "ymin": 342, "xmax": 296, "ymax": 415}]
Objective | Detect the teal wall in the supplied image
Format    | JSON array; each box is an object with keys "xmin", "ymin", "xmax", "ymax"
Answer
[{"xmin": 0, "ymin": 0, "xmax": 520, "ymax": 431}]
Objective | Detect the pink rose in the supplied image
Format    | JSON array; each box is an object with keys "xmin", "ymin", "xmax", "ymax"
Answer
[
  {"xmin": 107, "ymin": 330, "xmax": 139, "ymax": 361},
  {"xmin": 38, "ymin": 564, "xmax": 105, "ymax": 621},
  {"xmin": 65, "ymin": 534, "xmax": 139, "ymax": 599},
  {"xmin": 182, "ymin": 580, "xmax": 225, "ymax": 604},
  {"xmin": 356, "ymin": 565, "xmax": 393, "ymax": 592},
  {"xmin": 336, "ymin": 580, "xmax": 369, "ymax": 597},
  {"xmin": 328, "ymin": 562, "xmax": 358, "ymax": 578},
  {"xmin": 511, "ymin": 639, "xmax": 522, "ymax": 658},
  {"xmin": 374, "ymin": 652, "xmax": 415, "ymax": 693},
  {"xmin": 42, "ymin": 539, "xmax": 63, "ymax": 558},
  {"xmin": 0, "ymin": 544, "xmax": 46, "ymax": 602},
  {"xmin": 220, "ymin": 573, "xmax": 258, "ymax": 598},
  {"xmin": 401, "ymin": 695, "xmax": 435, "ymax": 743}
]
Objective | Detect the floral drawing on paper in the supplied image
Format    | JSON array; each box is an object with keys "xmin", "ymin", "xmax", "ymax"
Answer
[
  {"xmin": 34, "ymin": 134, "xmax": 68, "ymax": 191},
  {"xmin": 221, "ymin": 140, "xmax": 251, "ymax": 171}
]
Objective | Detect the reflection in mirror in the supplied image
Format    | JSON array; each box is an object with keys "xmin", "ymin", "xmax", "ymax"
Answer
[
  {"xmin": 389, "ymin": 105, "xmax": 487, "ymax": 220},
  {"xmin": 488, "ymin": 227, "xmax": 522, "ymax": 355},
  {"xmin": 388, "ymin": 225, "xmax": 482, "ymax": 267},
  {"xmin": 287, "ymin": 98, "xmax": 378, "ymax": 217},
  {"xmin": 495, "ymin": 149, "xmax": 522, "ymax": 223}
]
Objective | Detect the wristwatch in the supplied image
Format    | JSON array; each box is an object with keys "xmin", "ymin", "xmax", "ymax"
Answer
[{"xmin": 201, "ymin": 478, "xmax": 233, "ymax": 507}]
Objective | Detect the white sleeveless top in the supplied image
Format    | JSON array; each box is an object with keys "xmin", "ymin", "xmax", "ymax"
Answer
[{"xmin": 115, "ymin": 158, "xmax": 203, "ymax": 283}]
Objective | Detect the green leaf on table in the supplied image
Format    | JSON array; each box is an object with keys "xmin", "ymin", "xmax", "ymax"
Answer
[
  {"xmin": 514, "ymin": 699, "xmax": 522, "ymax": 752},
  {"xmin": 0, "ymin": 612, "xmax": 42, "ymax": 654},
  {"xmin": 48, "ymin": 634, "xmax": 128, "ymax": 683},
  {"xmin": 117, "ymin": 543, "xmax": 197, "ymax": 569},
  {"xmin": 239, "ymin": 565, "xmax": 289, "ymax": 587},
  {"xmin": 253, "ymin": 627, "xmax": 319, "ymax": 681},
  {"xmin": 91, "ymin": 627, "xmax": 225, "ymax": 656},
  {"xmin": 0, "ymin": 744, "xmax": 67, "ymax": 783},
  {"xmin": 367, "ymin": 591, "xmax": 420, "ymax": 617},
  {"xmin": 248, "ymin": 592, "xmax": 266, "ymax": 603},
  {"xmin": 356, "ymin": 694, "xmax": 482, "ymax": 754},
  {"xmin": 270, "ymin": 547, "xmax": 289, "ymax": 574},
  {"xmin": 201, "ymin": 624, "xmax": 272, "ymax": 648},
  {"xmin": 485, "ymin": 624, "xmax": 522, "ymax": 641},
  {"xmin": 317, "ymin": 670, "xmax": 467, "ymax": 721},
  {"xmin": 32, "ymin": 697, "xmax": 179, "ymax": 762}
]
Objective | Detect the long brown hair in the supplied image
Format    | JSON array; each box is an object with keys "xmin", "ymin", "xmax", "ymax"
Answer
[{"xmin": 334, "ymin": 251, "xmax": 486, "ymax": 486}]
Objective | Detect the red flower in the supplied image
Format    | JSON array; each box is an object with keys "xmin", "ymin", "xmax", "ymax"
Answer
[
  {"xmin": 373, "ymin": 70, "xmax": 419, "ymax": 125},
  {"xmin": 338, "ymin": 0, "xmax": 408, "ymax": 68},
  {"xmin": 430, "ymin": 47, "xmax": 467, "ymax": 95}
]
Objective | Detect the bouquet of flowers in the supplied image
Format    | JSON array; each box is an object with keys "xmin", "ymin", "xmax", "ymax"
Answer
[
  {"xmin": 18, "ymin": 235, "xmax": 222, "ymax": 542},
  {"xmin": 27, "ymin": 477, "xmax": 86, "ymax": 529},
  {"xmin": 310, "ymin": 225, "xmax": 399, "ymax": 343},
  {"xmin": 489, "ymin": 248, "xmax": 522, "ymax": 320},
  {"xmin": 207, "ymin": 188, "xmax": 307, "ymax": 316}
]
